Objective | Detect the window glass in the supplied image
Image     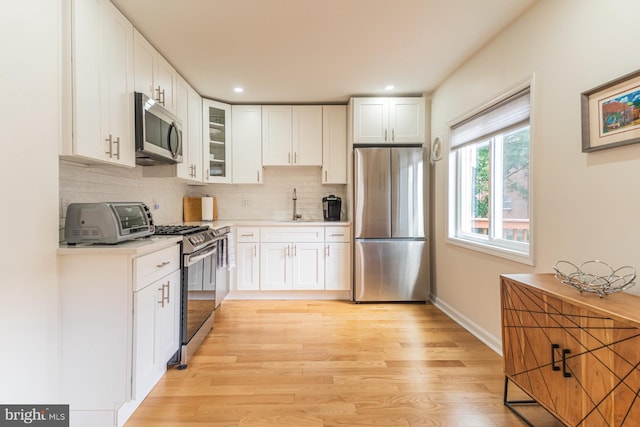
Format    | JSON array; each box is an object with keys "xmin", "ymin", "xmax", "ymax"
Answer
[{"xmin": 448, "ymin": 87, "xmax": 532, "ymax": 263}]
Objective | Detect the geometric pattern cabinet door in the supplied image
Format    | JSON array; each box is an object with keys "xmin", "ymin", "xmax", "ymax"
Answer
[{"xmin": 501, "ymin": 275, "xmax": 640, "ymax": 426}]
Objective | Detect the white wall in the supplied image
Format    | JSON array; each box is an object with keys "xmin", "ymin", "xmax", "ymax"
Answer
[
  {"xmin": 430, "ymin": 0, "xmax": 640, "ymax": 352},
  {"xmin": 0, "ymin": 0, "xmax": 61, "ymax": 401}
]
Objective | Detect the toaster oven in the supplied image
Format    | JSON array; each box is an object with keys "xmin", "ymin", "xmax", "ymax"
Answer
[{"xmin": 64, "ymin": 202, "xmax": 155, "ymax": 244}]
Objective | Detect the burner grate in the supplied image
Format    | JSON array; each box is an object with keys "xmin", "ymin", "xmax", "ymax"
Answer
[{"xmin": 154, "ymin": 225, "xmax": 210, "ymax": 236}]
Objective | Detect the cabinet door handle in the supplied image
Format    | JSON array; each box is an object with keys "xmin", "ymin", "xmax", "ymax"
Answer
[
  {"xmin": 384, "ymin": 129, "xmax": 388, "ymax": 142},
  {"xmin": 391, "ymin": 128, "xmax": 395, "ymax": 142},
  {"xmin": 253, "ymin": 244, "xmax": 257, "ymax": 258},
  {"xmin": 326, "ymin": 245, "xmax": 330, "ymax": 257},
  {"xmin": 164, "ymin": 282, "xmax": 170, "ymax": 304},
  {"xmin": 324, "ymin": 170, "xmax": 328, "ymax": 182},
  {"xmin": 551, "ymin": 344, "xmax": 560, "ymax": 371},
  {"xmin": 293, "ymin": 244, "xmax": 297, "ymax": 257},
  {"xmin": 288, "ymin": 152, "xmax": 291, "ymax": 164},
  {"xmin": 294, "ymin": 152, "xmax": 297, "ymax": 164},
  {"xmin": 160, "ymin": 88, "xmax": 166, "ymax": 106},
  {"xmin": 257, "ymin": 170, "xmax": 260, "ymax": 182},
  {"xmin": 155, "ymin": 86, "xmax": 162, "ymax": 103},
  {"xmin": 105, "ymin": 134, "xmax": 113, "ymax": 158},
  {"xmin": 286, "ymin": 245, "xmax": 290, "ymax": 257},
  {"xmin": 158, "ymin": 285, "xmax": 165, "ymax": 307},
  {"xmin": 114, "ymin": 136, "xmax": 120, "ymax": 160},
  {"xmin": 562, "ymin": 349, "xmax": 571, "ymax": 378}
]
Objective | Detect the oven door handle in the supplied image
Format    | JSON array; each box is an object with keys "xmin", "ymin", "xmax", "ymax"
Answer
[{"xmin": 184, "ymin": 246, "xmax": 217, "ymax": 267}]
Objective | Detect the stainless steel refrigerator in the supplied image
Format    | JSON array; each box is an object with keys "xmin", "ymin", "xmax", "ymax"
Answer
[{"xmin": 353, "ymin": 146, "xmax": 429, "ymax": 302}]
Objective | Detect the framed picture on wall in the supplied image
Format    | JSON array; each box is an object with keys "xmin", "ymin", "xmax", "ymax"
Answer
[{"xmin": 581, "ymin": 69, "xmax": 640, "ymax": 152}]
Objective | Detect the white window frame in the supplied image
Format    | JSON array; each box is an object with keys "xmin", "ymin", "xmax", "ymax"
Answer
[{"xmin": 447, "ymin": 80, "xmax": 534, "ymax": 265}]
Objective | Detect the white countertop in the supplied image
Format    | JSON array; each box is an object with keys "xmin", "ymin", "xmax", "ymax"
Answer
[
  {"xmin": 187, "ymin": 220, "xmax": 351, "ymax": 227},
  {"xmin": 58, "ymin": 220, "xmax": 351, "ymax": 255},
  {"xmin": 58, "ymin": 235, "xmax": 182, "ymax": 256}
]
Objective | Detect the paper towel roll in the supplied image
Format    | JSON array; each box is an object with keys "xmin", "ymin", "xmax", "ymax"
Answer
[{"xmin": 201, "ymin": 197, "xmax": 214, "ymax": 221}]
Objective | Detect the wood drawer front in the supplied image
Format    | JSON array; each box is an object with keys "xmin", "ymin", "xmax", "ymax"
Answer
[
  {"xmin": 134, "ymin": 244, "xmax": 180, "ymax": 291},
  {"xmin": 261, "ymin": 226, "xmax": 324, "ymax": 243},
  {"xmin": 501, "ymin": 276, "xmax": 640, "ymax": 426},
  {"xmin": 237, "ymin": 227, "xmax": 260, "ymax": 242},
  {"xmin": 325, "ymin": 226, "xmax": 351, "ymax": 242}
]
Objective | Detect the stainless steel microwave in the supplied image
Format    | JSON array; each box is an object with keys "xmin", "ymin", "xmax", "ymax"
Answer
[
  {"xmin": 134, "ymin": 92, "xmax": 183, "ymax": 166},
  {"xmin": 64, "ymin": 202, "xmax": 155, "ymax": 244}
]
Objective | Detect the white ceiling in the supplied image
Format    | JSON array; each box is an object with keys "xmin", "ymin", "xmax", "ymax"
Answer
[{"xmin": 111, "ymin": 0, "xmax": 537, "ymax": 104}]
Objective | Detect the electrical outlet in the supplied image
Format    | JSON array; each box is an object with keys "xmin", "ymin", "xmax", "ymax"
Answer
[{"xmin": 242, "ymin": 198, "xmax": 249, "ymax": 208}]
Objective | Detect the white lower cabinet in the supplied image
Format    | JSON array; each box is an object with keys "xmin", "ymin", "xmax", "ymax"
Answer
[
  {"xmin": 260, "ymin": 242, "xmax": 324, "ymax": 290},
  {"xmin": 234, "ymin": 225, "xmax": 350, "ymax": 294},
  {"xmin": 260, "ymin": 242, "xmax": 292, "ymax": 290},
  {"xmin": 133, "ymin": 269, "xmax": 180, "ymax": 399},
  {"xmin": 236, "ymin": 227, "xmax": 260, "ymax": 290},
  {"xmin": 325, "ymin": 242, "xmax": 351, "ymax": 291},
  {"xmin": 58, "ymin": 241, "xmax": 181, "ymax": 427},
  {"xmin": 325, "ymin": 226, "xmax": 351, "ymax": 291},
  {"xmin": 237, "ymin": 242, "xmax": 260, "ymax": 290}
]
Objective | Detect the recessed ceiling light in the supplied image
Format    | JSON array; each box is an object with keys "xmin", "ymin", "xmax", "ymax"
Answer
[
  {"xmin": 385, "ymin": 85, "xmax": 395, "ymax": 91},
  {"xmin": 234, "ymin": 87, "xmax": 244, "ymax": 93}
]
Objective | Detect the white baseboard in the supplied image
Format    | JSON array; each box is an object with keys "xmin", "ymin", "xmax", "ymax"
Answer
[
  {"xmin": 226, "ymin": 290, "xmax": 352, "ymax": 301},
  {"xmin": 431, "ymin": 296, "xmax": 502, "ymax": 355}
]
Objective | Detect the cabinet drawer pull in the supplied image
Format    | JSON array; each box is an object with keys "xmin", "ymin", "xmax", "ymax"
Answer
[
  {"xmin": 562, "ymin": 349, "xmax": 571, "ymax": 378},
  {"xmin": 240, "ymin": 233, "xmax": 254, "ymax": 237},
  {"xmin": 156, "ymin": 261, "xmax": 171, "ymax": 268},
  {"xmin": 330, "ymin": 233, "xmax": 344, "ymax": 237},
  {"xmin": 551, "ymin": 344, "xmax": 560, "ymax": 371}
]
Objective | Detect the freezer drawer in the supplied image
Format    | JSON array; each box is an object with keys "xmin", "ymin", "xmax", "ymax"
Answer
[{"xmin": 354, "ymin": 239, "xmax": 429, "ymax": 302}]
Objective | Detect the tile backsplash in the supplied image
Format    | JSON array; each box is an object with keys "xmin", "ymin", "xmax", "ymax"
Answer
[
  {"xmin": 59, "ymin": 161, "xmax": 347, "ymax": 240},
  {"xmin": 187, "ymin": 167, "xmax": 347, "ymax": 221}
]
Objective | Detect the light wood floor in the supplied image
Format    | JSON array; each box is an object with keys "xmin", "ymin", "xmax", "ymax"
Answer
[{"xmin": 125, "ymin": 300, "xmax": 563, "ymax": 426}]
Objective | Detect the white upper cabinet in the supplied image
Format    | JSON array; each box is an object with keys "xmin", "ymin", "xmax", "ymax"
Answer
[
  {"xmin": 187, "ymin": 85, "xmax": 203, "ymax": 182},
  {"xmin": 63, "ymin": 0, "xmax": 135, "ymax": 167},
  {"xmin": 322, "ymin": 105, "xmax": 347, "ymax": 184},
  {"xmin": 176, "ymin": 76, "xmax": 202, "ymax": 181},
  {"xmin": 352, "ymin": 97, "xmax": 425, "ymax": 144},
  {"xmin": 203, "ymin": 99, "xmax": 232, "ymax": 183},
  {"xmin": 262, "ymin": 106, "xmax": 292, "ymax": 166},
  {"xmin": 262, "ymin": 106, "xmax": 322, "ymax": 166},
  {"xmin": 133, "ymin": 29, "xmax": 177, "ymax": 113},
  {"xmin": 293, "ymin": 106, "xmax": 323, "ymax": 166},
  {"xmin": 232, "ymin": 105, "xmax": 263, "ymax": 184}
]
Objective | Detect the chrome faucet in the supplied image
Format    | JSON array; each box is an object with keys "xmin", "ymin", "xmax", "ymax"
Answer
[{"xmin": 292, "ymin": 188, "xmax": 302, "ymax": 221}]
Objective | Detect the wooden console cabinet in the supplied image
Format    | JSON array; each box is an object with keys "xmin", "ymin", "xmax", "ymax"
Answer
[{"xmin": 501, "ymin": 274, "xmax": 640, "ymax": 426}]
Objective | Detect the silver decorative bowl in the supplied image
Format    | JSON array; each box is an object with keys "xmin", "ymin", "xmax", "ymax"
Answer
[{"xmin": 552, "ymin": 260, "xmax": 636, "ymax": 297}]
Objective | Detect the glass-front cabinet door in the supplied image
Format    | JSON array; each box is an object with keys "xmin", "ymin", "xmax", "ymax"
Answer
[{"xmin": 203, "ymin": 99, "xmax": 231, "ymax": 183}]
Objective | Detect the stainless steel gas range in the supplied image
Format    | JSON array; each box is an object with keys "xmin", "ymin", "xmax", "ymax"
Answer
[{"xmin": 154, "ymin": 224, "xmax": 231, "ymax": 369}]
